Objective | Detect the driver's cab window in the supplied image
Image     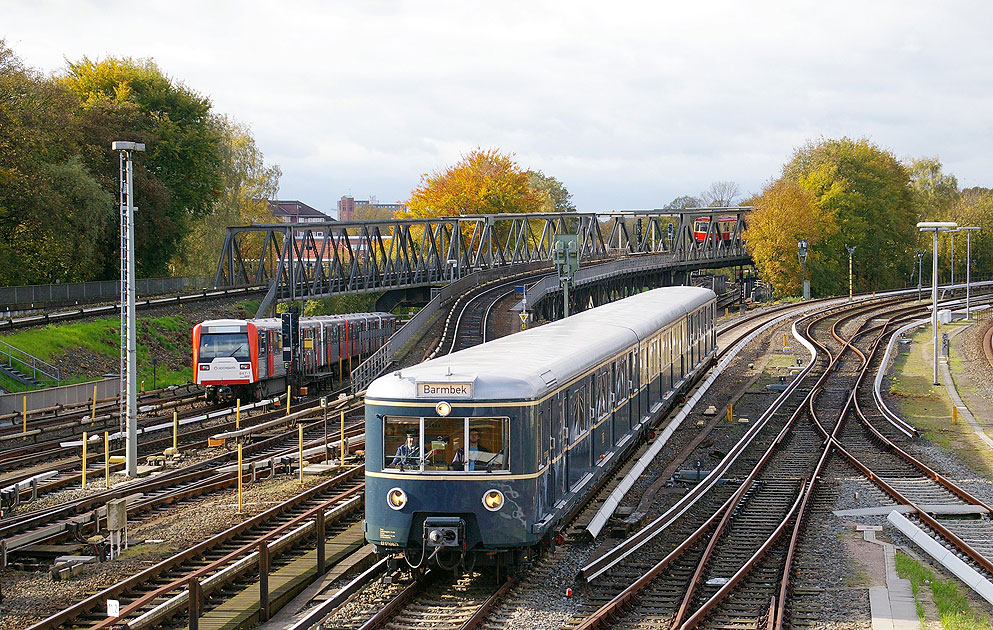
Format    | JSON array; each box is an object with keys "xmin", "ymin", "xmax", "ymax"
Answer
[
  {"xmin": 383, "ymin": 417, "xmax": 420, "ymax": 471},
  {"xmin": 457, "ymin": 418, "xmax": 509, "ymax": 472},
  {"xmin": 424, "ymin": 417, "xmax": 463, "ymax": 471},
  {"xmin": 382, "ymin": 416, "xmax": 510, "ymax": 472}
]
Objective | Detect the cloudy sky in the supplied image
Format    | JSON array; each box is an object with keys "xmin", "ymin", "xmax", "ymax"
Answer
[{"xmin": 3, "ymin": 1, "xmax": 992, "ymax": 215}]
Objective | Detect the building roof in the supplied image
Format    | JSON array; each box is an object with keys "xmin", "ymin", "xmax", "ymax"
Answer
[{"xmin": 268, "ymin": 200, "xmax": 334, "ymax": 221}]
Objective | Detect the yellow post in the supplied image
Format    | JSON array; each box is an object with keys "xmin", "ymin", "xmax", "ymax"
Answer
[
  {"xmin": 104, "ymin": 432, "xmax": 110, "ymax": 488},
  {"xmin": 783, "ymin": 333, "xmax": 788, "ymax": 351},
  {"xmin": 173, "ymin": 410, "xmax": 178, "ymax": 451},
  {"xmin": 92, "ymin": 385, "xmax": 98, "ymax": 421},
  {"xmin": 236, "ymin": 398, "xmax": 241, "ymax": 429},
  {"xmin": 237, "ymin": 443, "xmax": 243, "ymax": 513},
  {"xmin": 953, "ymin": 406, "xmax": 959, "ymax": 424},
  {"xmin": 725, "ymin": 307, "xmax": 729, "ymax": 320},
  {"xmin": 727, "ymin": 404, "xmax": 733, "ymax": 424},
  {"xmin": 298, "ymin": 424, "xmax": 304, "ymax": 484},
  {"xmin": 286, "ymin": 386, "xmax": 292, "ymax": 416},
  {"xmin": 81, "ymin": 431, "xmax": 87, "ymax": 490},
  {"xmin": 22, "ymin": 396, "xmax": 27, "ymax": 434},
  {"xmin": 340, "ymin": 410, "xmax": 346, "ymax": 464}
]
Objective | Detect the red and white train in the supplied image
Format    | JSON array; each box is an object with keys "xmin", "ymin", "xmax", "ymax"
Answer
[
  {"xmin": 692, "ymin": 215, "xmax": 738, "ymax": 242},
  {"xmin": 193, "ymin": 313, "xmax": 396, "ymax": 402}
]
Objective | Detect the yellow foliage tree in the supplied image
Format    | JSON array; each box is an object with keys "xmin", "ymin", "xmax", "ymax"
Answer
[
  {"xmin": 402, "ymin": 148, "xmax": 548, "ymax": 218},
  {"xmin": 743, "ymin": 179, "xmax": 838, "ymax": 297}
]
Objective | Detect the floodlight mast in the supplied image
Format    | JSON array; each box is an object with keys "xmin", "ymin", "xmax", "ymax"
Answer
[
  {"xmin": 958, "ymin": 227, "xmax": 980, "ymax": 319},
  {"xmin": 917, "ymin": 221, "xmax": 957, "ymax": 386},
  {"xmin": 113, "ymin": 141, "xmax": 145, "ymax": 477}
]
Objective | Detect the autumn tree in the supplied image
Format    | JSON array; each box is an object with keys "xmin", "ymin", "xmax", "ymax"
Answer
[
  {"xmin": 528, "ymin": 170, "xmax": 576, "ymax": 212},
  {"xmin": 0, "ymin": 42, "xmax": 115, "ymax": 284},
  {"xmin": 403, "ymin": 148, "xmax": 547, "ymax": 218},
  {"xmin": 945, "ymin": 187, "xmax": 993, "ymax": 281},
  {"xmin": 173, "ymin": 116, "xmax": 280, "ymax": 276},
  {"xmin": 664, "ymin": 195, "xmax": 702, "ymax": 210},
  {"xmin": 60, "ymin": 56, "xmax": 223, "ymax": 276},
  {"xmin": 742, "ymin": 180, "xmax": 836, "ymax": 297},
  {"xmin": 907, "ymin": 156, "xmax": 959, "ymax": 221},
  {"xmin": 748, "ymin": 137, "xmax": 915, "ymax": 297}
]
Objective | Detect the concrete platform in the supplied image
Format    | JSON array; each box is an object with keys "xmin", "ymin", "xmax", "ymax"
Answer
[
  {"xmin": 858, "ymin": 525, "xmax": 919, "ymax": 630},
  {"xmin": 301, "ymin": 464, "xmax": 337, "ymax": 476}
]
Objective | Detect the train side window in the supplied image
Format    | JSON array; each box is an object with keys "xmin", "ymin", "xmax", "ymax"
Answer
[{"xmin": 383, "ymin": 416, "xmax": 421, "ymax": 472}]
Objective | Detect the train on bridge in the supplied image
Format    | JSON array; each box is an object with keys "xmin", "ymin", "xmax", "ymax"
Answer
[
  {"xmin": 193, "ymin": 312, "xmax": 396, "ymax": 402},
  {"xmin": 363, "ymin": 285, "xmax": 717, "ymax": 571}
]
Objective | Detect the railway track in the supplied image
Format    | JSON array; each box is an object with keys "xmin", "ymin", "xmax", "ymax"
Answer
[
  {"xmin": 28, "ymin": 467, "xmax": 364, "ymax": 630},
  {"xmin": 298, "ymin": 297, "xmax": 831, "ymax": 630},
  {"xmin": 1, "ymin": 400, "xmax": 367, "ymax": 567},
  {"xmin": 568, "ymin": 295, "xmax": 993, "ymax": 630}
]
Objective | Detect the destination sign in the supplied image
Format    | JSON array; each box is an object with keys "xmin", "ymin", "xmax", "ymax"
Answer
[{"xmin": 416, "ymin": 382, "xmax": 473, "ymax": 398}]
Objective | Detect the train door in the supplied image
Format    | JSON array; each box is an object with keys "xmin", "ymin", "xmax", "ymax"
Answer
[
  {"xmin": 556, "ymin": 391, "xmax": 568, "ymax": 499},
  {"xmin": 257, "ymin": 330, "xmax": 267, "ymax": 380},
  {"xmin": 544, "ymin": 398, "xmax": 557, "ymax": 510},
  {"xmin": 267, "ymin": 331, "xmax": 275, "ymax": 378}
]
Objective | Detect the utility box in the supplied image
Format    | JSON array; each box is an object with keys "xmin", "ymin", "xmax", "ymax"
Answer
[{"xmin": 106, "ymin": 498, "xmax": 127, "ymax": 532}]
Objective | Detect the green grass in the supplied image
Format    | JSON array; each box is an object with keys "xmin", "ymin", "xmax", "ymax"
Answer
[
  {"xmin": 896, "ymin": 552, "xmax": 993, "ymax": 630},
  {"xmin": 887, "ymin": 327, "xmax": 993, "ymax": 477},
  {"xmin": 1, "ymin": 315, "xmax": 193, "ymax": 390},
  {"xmin": 238, "ymin": 299, "xmax": 262, "ymax": 317}
]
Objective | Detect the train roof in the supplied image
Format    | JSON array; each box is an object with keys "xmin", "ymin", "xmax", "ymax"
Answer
[
  {"xmin": 197, "ymin": 312, "xmax": 393, "ymax": 330},
  {"xmin": 366, "ymin": 285, "xmax": 715, "ymax": 403}
]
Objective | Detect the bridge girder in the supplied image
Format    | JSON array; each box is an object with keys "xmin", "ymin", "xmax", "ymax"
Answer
[{"xmin": 212, "ymin": 208, "xmax": 751, "ymax": 316}]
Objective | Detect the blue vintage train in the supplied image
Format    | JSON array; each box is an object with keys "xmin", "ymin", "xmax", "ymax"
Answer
[{"xmin": 363, "ymin": 286, "xmax": 717, "ymax": 571}]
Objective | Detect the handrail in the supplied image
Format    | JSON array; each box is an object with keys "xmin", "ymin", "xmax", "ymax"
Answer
[{"xmin": 0, "ymin": 339, "xmax": 60, "ymax": 385}]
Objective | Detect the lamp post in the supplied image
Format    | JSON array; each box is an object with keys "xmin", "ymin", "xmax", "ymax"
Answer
[
  {"xmin": 959, "ymin": 226, "xmax": 980, "ymax": 319},
  {"xmin": 797, "ymin": 239, "xmax": 809, "ymax": 300},
  {"xmin": 940, "ymin": 227, "xmax": 960, "ymax": 290},
  {"xmin": 113, "ymin": 141, "xmax": 145, "ymax": 477},
  {"xmin": 845, "ymin": 244, "xmax": 856, "ymax": 302},
  {"xmin": 915, "ymin": 250, "xmax": 925, "ymax": 302},
  {"xmin": 918, "ymin": 221, "xmax": 957, "ymax": 386}
]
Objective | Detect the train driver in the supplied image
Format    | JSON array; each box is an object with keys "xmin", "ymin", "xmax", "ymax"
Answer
[
  {"xmin": 391, "ymin": 430, "xmax": 420, "ymax": 468},
  {"xmin": 451, "ymin": 428, "xmax": 492, "ymax": 471}
]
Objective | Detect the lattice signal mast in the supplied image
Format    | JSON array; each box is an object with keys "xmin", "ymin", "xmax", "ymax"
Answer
[{"xmin": 113, "ymin": 141, "xmax": 144, "ymax": 477}]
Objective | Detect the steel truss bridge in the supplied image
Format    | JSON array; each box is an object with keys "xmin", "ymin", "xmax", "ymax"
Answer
[{"xmin": 213, "ymin": 208, "xmax": 752, "ymax": 317}]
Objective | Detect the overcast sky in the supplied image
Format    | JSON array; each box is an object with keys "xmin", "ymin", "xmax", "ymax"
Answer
[{"xmin": 3, "ymin": 1, "xmax": 992, "ymax": 216}]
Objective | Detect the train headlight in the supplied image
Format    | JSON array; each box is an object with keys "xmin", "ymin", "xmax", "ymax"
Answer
[
  {"xmin": 482, "ymin": 489, "xmax": 504, "ymax": 511},
  {"xmin": 435, "ymin": 401, "xmax": 452, "ymax": 417},
  {"xmin": 387, "ymin": 487, "xmax": 407, "ymax": 510}
]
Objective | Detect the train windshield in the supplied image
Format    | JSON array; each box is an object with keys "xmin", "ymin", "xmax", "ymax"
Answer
[
  {"xmin": 198, "ymin": 333, "xmax": 250, "ymax": 362},
  {"xmin": 383, "ymin": 416, "xmax": 509, "ymax": 473}
]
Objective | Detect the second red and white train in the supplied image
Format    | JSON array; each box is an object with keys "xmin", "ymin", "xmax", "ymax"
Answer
[{"xmin": 193, "ymin": 313, "xmax": 396, "ymax": 402}]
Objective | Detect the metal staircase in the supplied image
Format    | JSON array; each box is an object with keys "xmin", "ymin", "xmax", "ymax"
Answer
[{"xmin": 0, "ymin": 339, "xmax": 60, "ymax": 390}]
